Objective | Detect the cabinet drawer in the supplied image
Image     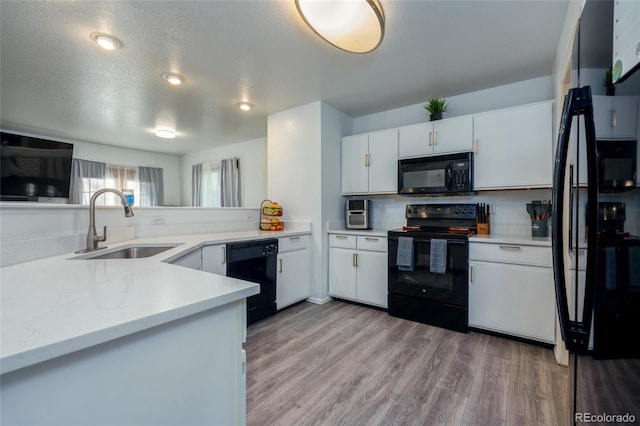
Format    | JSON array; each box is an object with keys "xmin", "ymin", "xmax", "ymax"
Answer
[
  {"xmin": 469, "ymin": 242, "xmax": 551, "ymax": 267},
  {"xmin": 329, "ymin": 234, "xmax": 357, "ymax": 249},
  {"xmin": 356, "ymin": 236, "xmax": 387, "ymax": 252},
  {"xmin": 278, "ymin": 234, "xmax": 309, "ymax": 252}
]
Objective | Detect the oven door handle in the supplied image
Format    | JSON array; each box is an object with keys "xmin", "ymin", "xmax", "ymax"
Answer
[{"xmin": 389, "ymin": 236, "xmax": 467, "ymax": 245}]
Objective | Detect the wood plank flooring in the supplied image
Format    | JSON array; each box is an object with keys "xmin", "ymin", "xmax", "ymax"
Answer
[{"xmin": 246, "ymin": 300, "xmax": 568, "ymax": 426}]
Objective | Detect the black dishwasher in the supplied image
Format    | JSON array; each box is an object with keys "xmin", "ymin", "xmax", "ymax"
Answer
[{"xmin": 226, "ymin": 239, "xmax": 278, "ymax": 325}]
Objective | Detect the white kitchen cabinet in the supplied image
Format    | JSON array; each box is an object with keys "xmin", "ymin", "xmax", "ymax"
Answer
[
  {"xmin": 398, "ymin": 115, "xmax": 474, "ymax": 158},
  {"xmin": 473, "ymin": 101, "xmax": 554, "ymax": 190},
  {"xmin": 277, "ymin": 235, "xmax": 310, "ymax": 310},
  {"xmin": 592, "ymin": 95, "xmax": 638, "ymax": 139},
  {"xmin": 171, "ymin": 248, "xmax": 202, "ymax": 270},
  {"xmin": 341, "ymin": 128, "xmax": 398, "ymax": 195},
  {"xmin": 202, "ymin": 244, "xmax": 226, "ymax": 275},
  {"xmin": 468, "ymin": 241, "xmax": 555, "ymax": 343},
  {"xmin": 328, "ymin": 233, "xmax": 388, "ymax": 308}
]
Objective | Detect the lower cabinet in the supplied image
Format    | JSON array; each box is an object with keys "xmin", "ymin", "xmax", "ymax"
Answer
[
  {"xmin": 277, "ymin": 235, "xmax": 310, "ymax": 309},
  {"xmin": 468, "ymin": 241, "xmax": 555, "ymax": 343},
  {"xmin": 170, "ymin": 248, "xmax": 202, "ymax": 270},
  {"xmin": 202, "ymin": 244, "xmax": 226, "ymax": 275},
  {"xmin": 329, "ymin": 233, "xmax": 388, "ymax": 309}
]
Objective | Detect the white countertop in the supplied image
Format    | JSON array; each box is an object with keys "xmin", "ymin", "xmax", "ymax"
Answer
[
  {"xmin": 469, "ymin": 233, "xmax": 552, "ymax": 247},
  {"xmin": 0, "ymin": 228, "xmax": 310, "ymax": 375}
]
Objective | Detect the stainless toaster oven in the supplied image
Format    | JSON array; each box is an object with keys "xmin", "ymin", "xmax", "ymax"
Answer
[{"xmin": 345, "ymin": 199, "xmax": 371, "ymax": 230}]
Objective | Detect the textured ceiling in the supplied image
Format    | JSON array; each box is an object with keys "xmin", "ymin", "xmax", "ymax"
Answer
[{"xmin": 0, "ymin": 1, "xmax": 569, "ymax": 155}]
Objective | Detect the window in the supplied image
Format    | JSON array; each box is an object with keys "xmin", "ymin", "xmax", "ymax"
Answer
[
  {"xmin": 69, "ymin": 159, "xmax": 164, "ymax": 206},
  {"xmin": 192, "ymin": 158, "xmax": 240, "ymax": 207}
]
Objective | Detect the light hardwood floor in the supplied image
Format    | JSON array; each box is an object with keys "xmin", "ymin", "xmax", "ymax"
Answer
[{"xmin": 246, "ymin": 300, "xmax": 568, "ymax": 426}]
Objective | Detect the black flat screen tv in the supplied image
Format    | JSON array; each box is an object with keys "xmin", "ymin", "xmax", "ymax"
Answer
[{"xmin": 1, "ymin": 131, "xmax": 74, "ymax": 200}]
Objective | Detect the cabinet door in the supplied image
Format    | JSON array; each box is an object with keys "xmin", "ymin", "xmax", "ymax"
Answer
[
  {"xmin": 367, "ymin": 128, "xmax": 398, "ymax": 193},
  {"xmin": 399, "ymin": 122, "xmax": 432, "ymax": 158},
  {"xmin": 202, "ymin": 244, "xmax": 226, "ymax": 275},
  {"xmin": 469, "ymin": 260, "xmax": 555, "ymax": 343},
  {"xmin": 593, "ymin": 96, "xmax": 638, "ymax": 139},
  {"xmin": 329, "ymin": 248, "xmax": 357, "ymax": 300},
  {"xmin": 277, "ymin": 249, "xmax": 310, "ymax": 310},
  {"xmin": 356, "ymin": 250, "xmax": 388, "ymax": 308},
  {"xmin": 171, "ymin": 249, "xmax": 202, "ymax": 270},
  {"xmin": 473, "ymin": 101, "xmax": 553, "ymax": 189},
  {"xmin": 341, "ymin": 134, "xmax": 369, "ymax": 194},
  {"xmin": 432, "ymin": 115, "xmax": 474, "ymax": 155}
]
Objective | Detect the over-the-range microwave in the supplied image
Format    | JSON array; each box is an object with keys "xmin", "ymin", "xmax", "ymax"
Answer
[{"xmin": 398, "ymin": 152, "xmax": 474, "ymax": 196}]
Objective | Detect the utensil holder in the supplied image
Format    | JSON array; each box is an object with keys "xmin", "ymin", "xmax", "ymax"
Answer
[
  {"xmin": 531, "ymin": 219, "xmax": 548, "ymax": 238},
  {"xmin": 477, "ymin": 217, "xmax": 490, "ymax": 235}
]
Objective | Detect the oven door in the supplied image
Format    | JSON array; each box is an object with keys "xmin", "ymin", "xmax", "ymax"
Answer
[
  {"xmin": 398, "ymin": 157, "xmax": 451, "ymax": 195},
  {"xmin": 388, "ymin": 234, "xmax": 468, "ymax": 307}
]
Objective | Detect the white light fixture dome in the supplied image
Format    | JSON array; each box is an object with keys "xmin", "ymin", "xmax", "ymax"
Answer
[
  {"xmin": 295, "ymin": 0, "xmax": 385, "ymax": 54},
  {"xmin": 237, "ymin": 102, "xmax": 253, "ymax": 111},
  {"xmin": 162, "ymin": 73, "xmax": 184, "ymax": 85},
  {"xmin": 90, "ymin": 32, "xmax": 122, "ymax": 50},
  {"xmin": 155, "ymin": 129, "xmax": 176, "ymax": 139}
]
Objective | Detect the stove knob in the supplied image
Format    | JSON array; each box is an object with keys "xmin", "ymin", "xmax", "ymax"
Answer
[
  {"xmin": 407, "ymin": 208, "xmax": 413, "ymax": 214},
  {"xmin": 462, "ymin": 208, "xmax": 467, "ymax": 214},
  {"xmin": 455, "ymin": 208, "xmax": 460, "ymax": 214}
]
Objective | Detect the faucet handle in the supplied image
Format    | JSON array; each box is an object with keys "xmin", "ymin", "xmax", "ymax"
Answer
[{"xmin": 98, "ymin": 226, "xmax": 107, "ymax": 243}]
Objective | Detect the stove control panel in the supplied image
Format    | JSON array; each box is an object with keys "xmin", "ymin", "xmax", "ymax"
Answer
[{"xmin": 406, "ymin": 203, "xmax": 477, "ymax": 220}]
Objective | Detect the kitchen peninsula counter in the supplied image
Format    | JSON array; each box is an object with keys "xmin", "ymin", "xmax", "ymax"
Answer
[{"xmin": 0, "ymin": 227, "xmax": 310, "ymax": 426}]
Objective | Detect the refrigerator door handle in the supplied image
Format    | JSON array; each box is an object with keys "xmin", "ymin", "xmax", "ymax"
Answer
[{"xmin": 552, "ymin": 86, "xmax": 598, "ymax": 354}]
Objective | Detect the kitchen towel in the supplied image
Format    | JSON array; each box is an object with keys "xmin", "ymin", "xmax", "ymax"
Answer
[
  {"xmin": 430, "ymin": 239, "xmax": 447, "ymax": 274},
  {"xmin": 397, "ymin": 237, "xmax": 414, "ymax": 272}
]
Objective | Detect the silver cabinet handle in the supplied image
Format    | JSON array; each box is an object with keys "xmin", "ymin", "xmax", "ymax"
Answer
[
  {"xmin": 611, "ymin": 109, "xmax": 617, "ymax": 128},
  {"xmin": 474, "ymin": 139, "xmax": 479, "ymax": 154},
  {"xmin": 222, "ymin": 246, "xmax": 226, "ymax": 264},
  {"xmin": 470, "ymin": 265, "xmax": 473, "ymax": 283},
  {"xmin": 335, "ymin": 235, "xmax": 348, "ymax": 239},
  {"xmin": 499, "ymin": 245, "xmax": 521, "ymax": 251},
  {"xmin": 279, "ymin": 258, "xmax": 283, "ymax": 273},
  {"xmin": 289, "ymin": 236, "xmax": 300, "ymax": 241},
  {"xmin": 352, "ymin": 253, "xmax": 359, "ymax": 267},
  {"xmin": 429, "ymin": 131, "xmax": 433, "ymax": 146},
  {"xmin": 365, "ymin": 237, "xmax": 379, "ymax": 241}
]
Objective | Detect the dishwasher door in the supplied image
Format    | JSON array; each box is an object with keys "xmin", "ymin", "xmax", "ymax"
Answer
[{"xmin": 226, "ymin": 239, "xmax": 278, "ymax": 325}]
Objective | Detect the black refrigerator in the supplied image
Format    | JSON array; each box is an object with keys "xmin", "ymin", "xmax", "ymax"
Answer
[{"xmin": 552, "ymin": 2, "xmax": 640, "ymax": 424}]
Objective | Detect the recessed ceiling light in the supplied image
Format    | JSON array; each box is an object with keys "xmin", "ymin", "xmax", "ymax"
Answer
[
  {"xmin": 90, "ymin": 32, "xmax": 122, "ymax": 50},
  {"xmin": 155, "ymin": 129, "xmax": 176, "ymax": 139},
  {"xmin": 237, "ymin": 102, "xmax": 253, "ymax": 111},
  {"xmin": 295, "ymin": 0, "xmax": 385, "ymax": 54},
  {"xmin": 162, "ymin": 73, "xmax": 184, "ymax": 85}
]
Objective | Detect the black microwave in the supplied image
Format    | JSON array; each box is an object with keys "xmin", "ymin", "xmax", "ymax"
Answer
[
  {"xmin": 597, "ymin": 140, "xmax": 637, "ymax": 192},
  {"xmin": 398, "ymin": 152, "xmax": 473, "ymax": 195}
]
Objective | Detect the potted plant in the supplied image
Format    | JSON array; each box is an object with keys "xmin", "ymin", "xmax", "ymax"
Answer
[
  {"xmin": 424, "ymin": 97, "xmax": 448, "ymax": 121},
  {"xmin": 603, "ymin": 67, "xmax": 615, "ymax": 96}
]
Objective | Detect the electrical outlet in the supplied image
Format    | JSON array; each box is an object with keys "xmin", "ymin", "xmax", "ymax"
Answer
[
  {"xmin": 247, "ymin": 215, "xmax": 254, "ymax": 220},
  {"xmin": 152, "ymin": 216, "xmax": 165, "ymax": 225}
]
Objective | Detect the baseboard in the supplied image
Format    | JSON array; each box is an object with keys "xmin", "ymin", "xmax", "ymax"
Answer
[{"xmin": 306, "ymin": 296, "xmax": 332, "ymax": 305}]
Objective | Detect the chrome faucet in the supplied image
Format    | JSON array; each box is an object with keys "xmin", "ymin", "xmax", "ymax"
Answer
[{"xmin": 77, "ymin": 188, "xmax": 134, "ymax": 253}]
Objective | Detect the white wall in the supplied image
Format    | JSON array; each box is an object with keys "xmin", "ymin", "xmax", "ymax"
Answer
[
  {"xmin": 353, "ymin": 76, "xmax": 553, "ymax": 134},
  {"xmin": 180, "ymin": 137, "xmax": 267, "ymax": 208}
]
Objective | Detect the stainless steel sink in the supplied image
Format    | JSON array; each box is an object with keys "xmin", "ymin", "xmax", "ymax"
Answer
[{"xmin": 73, "ymin": 244, "xmax": 180, "ymax": 260}]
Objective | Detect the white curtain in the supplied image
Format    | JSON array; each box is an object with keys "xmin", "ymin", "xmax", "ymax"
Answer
[
  {"xmin": 139, "ymin": 166, "xmax": 164, "ymax": 206},
  {"xmin": 221, "ymin": 158, "xmax": 240, "ymax": 207}
]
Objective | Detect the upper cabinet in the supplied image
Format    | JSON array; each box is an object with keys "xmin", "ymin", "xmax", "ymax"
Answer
[
  {"xmin": 592, "ymin": 96, "xmax": 638, "ymax": 139},
  {"xmin": 473, "ymin": 101, "xmax": 554, "ymax": 190},
  {"xmin": 341, "ymin": 128, "xmax": 398, "ymax": 195},
  {"xmin": 398, "ymin": 115, "xmax": 474, "ymax": 158}
]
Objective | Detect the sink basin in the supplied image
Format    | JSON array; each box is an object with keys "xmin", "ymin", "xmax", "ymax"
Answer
[{"xmin": 74, "ymin": 244, "xmax": 180, "ymax": 260}]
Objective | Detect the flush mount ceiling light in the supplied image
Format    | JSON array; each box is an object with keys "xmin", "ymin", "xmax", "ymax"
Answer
[
  {"xmin": 90, "ymin": 32, "xmax": 122, "ymax": 50},
  {"xmin": 162, "ymin": 73, "xmax": 185, "ymax": 85},
  {"xmin": 237, "ymin": 102, "xmax": 253, "ymax": 111},
  {"xmin": 295, "ymin": 0, "xmax": 385, "ymax": 54},
  {"xmin": 155, "ymin": 129, "xmax": 176, "ymax": 139}
]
